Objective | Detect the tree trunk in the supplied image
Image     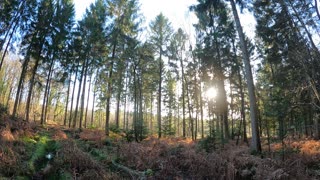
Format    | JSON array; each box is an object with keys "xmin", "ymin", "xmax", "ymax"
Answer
[
  {"xmin": 214, "ymin": 37, "xmax": 229, "ymax": 140},
  {"xmin": 115, "ymin": 79, "xmax": 122, "ymax": 129},
  {"xmin": 150, "ymin": 95, "xmax": 153, "ymax": 133},
  {"xmin": 84, "ymin": 72, "xmax": 93, "ymax": 128},
  {"xmin": 0, "ymin": 0, "xmax": 24, "ymax": 65},
  {"xmin": 106, "ymin": 43, "xmax": 117, "ymax": 136},
  {"xmin": 0, "ymin": 16, "xmax": 20, "ymax": 72},
  {"xmin": 53, "ymin": 94, "xmax": 60, "ymax": 122},
  {"xmin": 79, "ymin": 58, "xmax": 89, "ymax": 129},
  {"xmin": 180, "ymin": 59, "xmax": 186, "ymax": 137},
  {"xmin": 12, "ymin": 55, "xmax": 30, "ymax": 118},
  {"xmin": 73, "ymin": 59, "xmax": 85, "ymax": 128},
  {"xmin": 69, "ymin": 62, "xmax": 79, "ymax": 128},
  {"xmin": 64, "ymin": 74, "xmax": 72, "ymax": 126},
  {"xmin": 230, "ymin": 0, "xmax": 261, "ymax": 152},
  {"xmin": 157, "ymin": 51, "xmax": 162, "ymax": 138},
  {"xmin": 239, "ymin": 68, "xmax": 248, "ymax": 143},
  {"xmin": 314, "ymin": 0, "xmax": 320, "ymax": 20},
  {"xmin": 41, "ymin": 58, "xmax": 54, "ymax": 124},
  {"xmin": 186, "ymin": 81, "xmax": 194, "ymax": 139},
  {"xmin": 200, "ymin": 84, "xmax": 204, "ymax": 139},
  {"xmin": 91, "ymin": 83, "xmax": 96, "ymax": 127},
  {"xmin": 25, "ymin": 57, "xmax": 40, "ymax": 122},
  {"xmin": 287, "ymin": 0, "xmax": 320, "ymax": 58},
  {"xmin": 230, "ymin": 83, "xmax": 235, "ymax": 140},
  {"xmin": 44, "ymin": 73, "xmax": 52, "ymax": 123},
  {"xmin": 138, "ymin": 74, "xmax": 144, "ymax": 141}
]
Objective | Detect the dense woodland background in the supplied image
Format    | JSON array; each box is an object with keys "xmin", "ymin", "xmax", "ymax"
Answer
[{"xmin": 1, "ymin": 0, "xmax": 320, "ymax": 179}]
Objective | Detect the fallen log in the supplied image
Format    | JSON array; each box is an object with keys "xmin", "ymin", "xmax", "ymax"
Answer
[{"xmin": 112, "ymin": 160, "xmax": 146, "ymax": 179}]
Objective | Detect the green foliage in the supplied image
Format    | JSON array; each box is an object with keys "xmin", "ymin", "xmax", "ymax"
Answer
[
  {"xmin": 109, "ymin": 124, "xmax": 121, "ymax": 133},
  {"xmin": 145, "ymin": 169, "xmax": 154, "ymax": 176},
  {"xmin": 124, "ymin": 129, "xmax": 135, "ymax": 142},
  {"xmin": 90, "ymin": 148, "xmax": 107, "ymax": 161},
  {"xmin": 105, "ymin": 138, "xmax": 113, "ymax": 146},
  {"xmin": 87, "ymin": 124, "xmax": 97, "ymax": 129},
  {"xmin": 198, "ymin": 136, "xmax": 216, "ymax": 153},
  {"xmin": 28, "ymin": 136, "xmax": 49, "ymax": 172}
]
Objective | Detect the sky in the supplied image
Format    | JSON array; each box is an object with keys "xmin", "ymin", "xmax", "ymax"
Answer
[
  {"xmin": 73, "ymin": 0, "xmax": 256, "ymax": 40},
  {"xmin": 74, "ymin": 0, "xmax": 198, "ymax": 38}
]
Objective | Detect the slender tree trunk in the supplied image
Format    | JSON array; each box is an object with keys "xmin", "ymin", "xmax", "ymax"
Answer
[
  {"xmin": 115, "ymin": 79, "xmax": 122, "ymax": 129},
  {"xmin": 133, "ymin": 66, "xmax": 138, "ymax": 140},
  {"xmin": 123, "ymin": 91, "xmax": 127, "ymax": 130},
  {"xmin": 123, "ymin": 63, "xmax": 129, "ymax": 130},
  {"xmin": 6, "ymin": 85, "xmax": 13, "ymax": 109},
  {"xmin": 53, "ymin": 94, "xmax": 60, "ymax": 122},
  {"xmin": 69, "ymin": 63, "xmax": 79, "ymax": 127},
  {"xmin": 0, "ymin": 0, "xmax": 24, "ymax": 60},
  {"xmin": 41, "ymin": 58, "xmax": 54, "ymax": 124},
  {"xmin": 157, "ymin": 51, "xmax": 162, "ymax": 138},
  {"xmin": 12, "ymin": 56, "xmax": 30, "ymax": 117},
  {"xmin": 186, "ymin": 81, "xmax": 194, "ymax": 140},
  {"xmin": 232, "ymin": 39, "xmax": 248, "ymax": 143},
  {"xmin": 106, "ymin": 43, "xmax": 117, "ymax": 136},
  {"xmin": 214, "ymin": 38, "xmax": 229, "ymax": 140},
  {"xmin": 79, "ymin": 58, "xmax": 89, "ymax": 129},
  {"xmin": 0, "ymin": 16, "xmax": 20, "ymax": 71},
  {"xmin": 25, "ymin": 57, "xmax": 40, "ymax": 122},
  {"xmin": 64, "ymin": 74, "xmax": 72, "ymax": 126},
  {"xmin": 230, "ymin": 83, "xmax": 235, "ymax": 139},
  {"xmin": 150, "ymin": 95, "xmax": 153, "ymax": 133},
  {"xmin": 44, "ymin": 74, "xmax": 52, "ymax": 123},
  {"xmin": 138, "ymin": 74, "xmax": 144, "ymax": 141},
  {"xmin": 287, "ymin": 0, "xmax": 320, "ymax": 58},
  {"xmin": 314, "ymin": 0, "xmax": 320, "ymax": 20},
  {"xmin": 73, "ymin": 59, "xmax": 85, "ymax": 128},
  {"xmin": 239, "ymin": 69, "xmax": 248, "ymax": 143},
  {"xmin": 230, "ymin": 0, "xmax": 261, "ymax": 152},
  {"xmin": 180, "ymin": 59, "xmax": 186, "ymax": 137},
  {"xmin": 84, "ymin": 72, "xmax": 92, "ymax": 128},
  {"xmin": 91, "ymin": 84, "xmax": 96, "ymax": 127},
  {"xmin": 200, "ymin": 84, "xmax": 204, "ymax": 139}
]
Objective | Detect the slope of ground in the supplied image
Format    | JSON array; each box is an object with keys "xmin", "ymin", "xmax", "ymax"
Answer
[{"xmin": 0, "ymin": 113, "xmax": 320, "ymax": 179}]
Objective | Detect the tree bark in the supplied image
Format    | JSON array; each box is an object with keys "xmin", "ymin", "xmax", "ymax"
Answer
[
  {"xmin": 0, "ymin": 16, "xmax": 20, "ymax": 71},
  {"xmin": 73, "ymin": 58, "xmax": 85, "ymax": 128},
  {"xmin": 91, "ymin": 83, "xmax": 96, "ymax": 127},
  {"xmin": 64, "ymin": 74, "xmax": 72, "ymax": 126},
  {"xmin": 25, "ymin": 57, "xmax": 40, "ymax": 122},
  {"xmin": 79, "ymin": 58, "xmax": 89, "ymax": 129},
  {"xmin": 69, "ymin": 61, "xmax": 79, "ymax": 128},
  {"xmin": 84, "ymin": 72, "xmax": 93, "ymax": 128},
  {"xmin": 180, "ymin": 58, "xmax": 186, "ymax": 137},
  {"xmin": 230, "ymin": 0, "xmax": 261, "ymax": 152},
  {"xmin": 106, "ymin": 43, "xmax": 117, "ymax": 136},
  {"xmin": 157, "ymin": 50, "xmax": 162, "ymax": 138},
  {"xmin": 41, "ymin": 58, "xmax": 54, "ymax": 124},
  {"xmin": 12, "ymin": 54, "xmax": 30, "ymax": 118}
]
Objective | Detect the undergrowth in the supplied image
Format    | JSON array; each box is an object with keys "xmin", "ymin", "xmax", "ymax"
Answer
[{"xmin": 1, "ymin": 113, "xmax": 320, "ymax": 179}]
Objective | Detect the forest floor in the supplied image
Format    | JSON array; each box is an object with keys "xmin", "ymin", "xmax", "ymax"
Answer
[{"xmin": 0, "ymin": 113, "xmax": 320, "ymax": 179}]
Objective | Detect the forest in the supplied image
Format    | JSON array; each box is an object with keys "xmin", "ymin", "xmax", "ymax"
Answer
[{"xmin": 1, "ymin": 0, "xmax": 320, "ymax": 179}]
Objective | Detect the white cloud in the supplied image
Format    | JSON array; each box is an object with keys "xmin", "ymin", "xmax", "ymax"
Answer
[{"xmin": 73, "ymin": 0, "xmax": 96, "ymax": 20}]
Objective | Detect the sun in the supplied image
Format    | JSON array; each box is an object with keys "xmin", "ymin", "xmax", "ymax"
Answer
[{"xmin": 205, "ymin": 87, "xmax": 217, "ymax": 100}]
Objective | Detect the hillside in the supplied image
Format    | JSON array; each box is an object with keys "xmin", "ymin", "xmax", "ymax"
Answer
[{"xmin": 1, "ymin": 112, "xmax": 320, "ymax": 179}]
